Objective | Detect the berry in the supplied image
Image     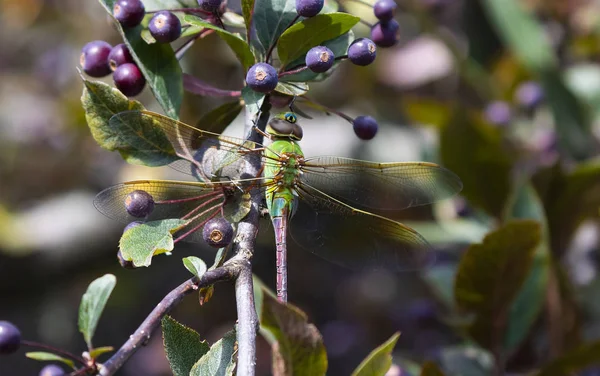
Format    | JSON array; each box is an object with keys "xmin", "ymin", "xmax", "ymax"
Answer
[
  {"xmin": 198, "ymin": 0, "xmax": 222, "ymax": 12},
  {"xmin": 246, "ymin": 63, "xmax": 278, "ymax": 93},
  {"xmin": 113, "ymin": 0, "xmax": 145, "ymax": 28},
  {"xmin": 296, "ymin": 0, "xmax": 324, "ymax": 17},
  {"xmin": 514, "ymin": 81, "xmax": 544, "ymax": 109},
  {"xmin": 348, "ymin": 38, "xmax": 377, "ymax": 66},
  {"xmin": 123, "ymin": 221, "xmax": 142, "ymax": 233},
  {"xmin": 80, "ymin": 41, "xmax": 112, "ymax": 77},
  {"xmin": 203, "ymin": 217, "xmax": 234, "ymax": 248},
  {"xmin": 0, "ymin": 321, "xmax": 21, "ymax": 354},
  {"xmin": 305, "ymin": 46, "xmax": 334, "ymax": 73},
  {"xmin": 373, "ymin": 0, "xmax": 397, "ymax": 21},
  {"xmin": 108, "ymin": 43, "xmax": 134, "ymax": 71},
  {"xmin": 371, "ymin": 19, "xmax": 399, "ymax": 47},
  {"xmin": 124, "ymin": 190, "xmax": 154, "ymax": 218},
  {"xmin": 353, "ymin": 116, "xmax": 378, "ymax": 140},
  {"xmin": 484, "ymin": 101, "xmax": 512, "ymax": 126},
  {"xmin": 39, "ymin": 364, "xmax": 65, "ymax": 376},
  {"xmin": 149, "ymin": 11, "xmax": 182, "ymax": 43},
  {"xmin": 117, "ymin": 250, "xmax": 135, "ymax": 269},
  {"xmin": 113, "ymin": 63, "xmax": 146, "ymax": 97}
]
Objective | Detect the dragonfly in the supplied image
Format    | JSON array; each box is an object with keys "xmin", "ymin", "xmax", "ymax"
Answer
[{"xmin": 94, "ymin": 110, "xmax": 463, "ymax": 302}]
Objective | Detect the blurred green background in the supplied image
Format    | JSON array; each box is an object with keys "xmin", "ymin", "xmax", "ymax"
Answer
[{"xmin": 2, "ymin": 0, "xmax": 600, "ymax": 375}]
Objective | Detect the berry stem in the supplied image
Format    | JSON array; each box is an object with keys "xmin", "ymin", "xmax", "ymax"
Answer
[
  {"xmin": 298, "ymin": 96, "xmax": 354, "ymax": 123},
  {"xmin": 278, "ymin": 65, "xmax": 309, "ymax": 78},
  {"xmin": 155, "ymin": 190, "xmax": 221, "ymax": 205},
  {"xmin": 358, "ymin": 18, "xmax": 374, "ymax": 28},
  {"xmin": 175, "ymin": 29, "xmax": 214, "ymax": 60},
  {"xmin": 21, "ymin": 340, "xmax": 87, "ymax": 365},
  {"xmin": 180, "ymin": 195, "xmax": 224, "ymax": 221},
  {"xmin": 146, "ymin": 7, "xmax": 212, "ymax": 15},
  {"xmin": 265, "ymin": 14, "xmax": 300, "ymax": 64},
  {"xmin": 174, "ymin": 204, "xmax": 222, "ymax": 243}
]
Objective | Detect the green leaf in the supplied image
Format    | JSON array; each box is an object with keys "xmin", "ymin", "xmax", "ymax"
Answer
[
  {"xmin": 142, "ymin": 0, "xmax": 197, "ymax": 11},
  {"xmin": 119, "ymin": 219, "xmax": 187, "ymax": 267},
  {"xmin": 536, "ymin": 341, "xmax": 600, "ymax": 376},
  {"xmin": 89, "ymin": 346, "xmax": 114, "ymax": 359},
  {"xmin": 183, "ymin": 256, "xmax": 208, "ymax": 278},
  {"xmin": 274, "ymin": 81, "xmax": 309, "ymax": 96},
  {"xmin": 241, "ymin": 0, "xmax": 255, "ymax": 43},
  {"xmin": 277, "ymin": 13, "xmax": 360, "ymax": 66},
  {"xmin": 190, "ymin": 329, "xmax": 237, "ymax": 376},
  {"xmin": 420, "ymin": 362, "xmax": 446, "ymax": 376},
  {"xmin": 184, "ymin": 15, "xmax": 255, "ymax": 71},
  {"xmin": 480, "ymin": 0, "xmax": 556, "ymax": 71},
  {"xmin": 437, "ymin": 345, "xmax": 494, "ymax": 376},
  {"xmin": 454, "ymin": 220, "xmax": 541, "ymax": 350},
  {"xmin": 162, "ymin": 316, "xmax": 210, "ymax": 376},
  {"xmin": 251, "ymin": 0, "xmax": 297, "ymax": 57},
  {"xmin": 423, "ymin": 264, "xmax": 457, "ymax": 309},
  {"xmin": 258, "ymin": 284, "xmax": 328, "ymax": 376},
  {"xmin": 97, "ymin": 0, "xmax": 183, "ymax": 119},
  {"xmin": 196, "ymin": 101, "xmax": 243, "ymax": 133},
  {"xmin": 25, "ymin": 352, "xmax": 75, "ymax": 369},
  {"xmin": 351, "ymin": 332, "xmax": 400, "ymax": 376},
  {"xmin": 81, "ymin": 78, "xmax": 178, "ymax": 167},
  {"xmin": 242, "ymin": 86, "xmax": 266, "ymax": 118},
  {"xmin": 78, "ymin": 274, "xmax": 117, "ymax": 349},
  {"xmin": 440, "ymin": 107, "xmax": 513, "ymax": 218}
]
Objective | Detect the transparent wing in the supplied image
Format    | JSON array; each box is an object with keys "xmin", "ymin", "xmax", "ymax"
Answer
[
  {"xmin": 300, "ymin": 157, "xmax": 463, "ymax": 212},
  {"xmin": 288, "ymin": 183, "xmax": 434, "ymax": 272}
]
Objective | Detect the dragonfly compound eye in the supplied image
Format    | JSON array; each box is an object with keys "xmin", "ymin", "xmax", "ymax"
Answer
[{"xmin": 284, "ymin": 112, "xmax": 297, "ymax": 123}]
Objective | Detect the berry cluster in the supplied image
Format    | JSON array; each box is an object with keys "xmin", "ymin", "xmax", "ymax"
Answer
[
  {"xmin": 484, "ymin": 81, "xmax": 545, "ymax": 126},
  {"xmin": 371, "ymin": 0, "xmax": 399, "ymax": 47}
]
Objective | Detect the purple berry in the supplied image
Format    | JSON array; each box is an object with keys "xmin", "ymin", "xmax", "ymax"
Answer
[
  {"xmin": 374, "ymin": 0, "xmax": 397, "ymax": 21},
  {"xmin": 149, "ymin": 11, "xmax": 181, "ymax": 43},
  {"xmin": 348, "ymin": 38, "xmax": 377, "ymax": 66},
  {"xmin": 39, "ymin": 364, "xmax": 65, "ymax": 376},
  {"xmin": 203, "ymin": 217, "xmax": 234, "ymax": 248},
  {"xmin": 353, "ymin": 116, "xmax": 378, "ymax": 140},
  {"xmin": 0, "ymin": 321, "xmax": 21, "ymax": 354},
  {"xmin": 305, "ymin": 46, "xmax": 334, "ymax": 73},
  {"xmin": 514, "ymin": 81, "xmax": 544, "ymax": 109},
  {"xmin": 371, "ymin": 19, "xmax": 399, "ymax": 48},
  {"xmin": 80, "ymin": 41, "xmax": 112, "ymax": 77},
  {"xmin": 113, "ymin": 63, "xmax": 146, "ymax": 97},
  {"xmin": 124, "ymin": 190, "xmax": 154, "ymax": 218},
  {"xmin": 108, "ymin": 43, "xmax": 134, "ymax": 71},
  {"xmin": 113, "ymin": 0, "xmax": 146, "ymax": 28},
  {"xmin": 296, "ymin": 0, "xmax": 324, "ymax": 17},
  {"xmin": 484, "ymin": 101, "xmax": 512, "ymax": 126},
  {"xmin": 246, "ymin": 63, "xmax": 278, "ymax": 93},
  {"xmin": 117, "ymin": 250, "xmax": 135, "ymax": 269},
  {"xmin": 198, "ymin": 0, "xmax": 222, "ymax": 12}
]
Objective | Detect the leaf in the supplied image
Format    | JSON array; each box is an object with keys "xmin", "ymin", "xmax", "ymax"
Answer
[
  {"xmin": 78, "ymin": 274, "xmax": 117, "ymax": 349},
  {"xmin": 258, "ymin": 284, "xmax": 328, "ymax": 376},
  {"xmin": 437, "ymin": 345, "xmax": 494, "ymax": 376},
  {"xmin": 184, "ymin": 15, "xmax": 256, "ymax": 71},
  {"xmin": 25, "ymin": 352, "xmax": 75, "ymax": 369},
  {"xmin": 162, "ymin": 315, "xmax": 210, "ymax": 376},
  {"xmin": 89, "ymin": 346, "xmax": 114, "ymax": 359},
  {"xmin": 440, "ymin": 107, "xmax": 513, "ymax": 218},
  {"xmin": 420, "ymin": 362, "xmax": 446, "ymax": 376},
  {"xmin": 81, "ymin": 78, "xmax": 179, "ymax": 167},
  {"xmin": 251, "ymin": 0, "xmax": 297, "ymax": 57},
  {"xmin": 274, "ymin": 81, "xmax": 309, "ymax": 96},
  {"xmin": 97, "ymin": 0, "xmax": 183, "ymax": 119},
  {"xmin": 242, "ymin": 86, "xmax": 266, "ymax": 118},
  {"xmin": 196, "ymin": 101, "xmax": 243, "ymax": 133},
  {"xmin": 401, "ymin": 96, "xmax": 454, "ymax": 128},
  {"xmin": 422, "ymin": 264, "xmax": 457, "ymax": 309},
  {"xmin": 190, "ymin": 329, "xmax": 237, "ymax": 376},
  {"xmin": 277, "ymin": 13, "xmax": 360, "ymax": 66},
  {"xmin": 119, "ymin": 219, "xmax": 187, "ymax": 267},
  {"xmin": 454, "ymin": 220, "xmax": 541, "ymax": 350},
  {"xmin": 351, "ymin": 332, "xmax": 400, "ymax": 376},
  {"xmin": 536, "ymin": 341, "xmax": 600, "ymax": 376},
  {"xmin": 183, "ymin": 256, "xmax": 208, "ymax": 278},
  {"xmin": 241, "ymin": 0, "xmax": 255, "ymax": 43}
]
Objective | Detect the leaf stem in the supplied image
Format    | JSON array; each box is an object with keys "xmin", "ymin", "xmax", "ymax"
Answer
[{"xmin": 21, "ymin": 340, "xmax": 87, "ymax": 366}]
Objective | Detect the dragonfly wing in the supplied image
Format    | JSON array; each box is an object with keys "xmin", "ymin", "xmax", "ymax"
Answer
[
  {"xmin": 300, "ymin": 156, "xmax": 463, "ymax": 211},
  {"xmin": 288, "ymin": 182, "xmax": 434, "ymax": 272}
]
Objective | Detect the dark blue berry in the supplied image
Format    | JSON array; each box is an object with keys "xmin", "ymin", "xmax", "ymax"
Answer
[
  {"xmin": 198, "ymin": 0, "xmax": 222, "ymax": 12},
  {"xmin": 149, "ymin": 11, "xmax": 182, "ymax": 43},
  {"xmin": 203, "ymin": 217, "xmax": 234, "ymax": 248},
  {"xmin": 374, "ymin": 0, "xmax": 397, "ymax": 21},
  {"xmin": 113, "ymin": 0, "xmax": 146, "ymax": 28},
  {"xmin": 484, "ymin": 101, "xmax": 512, "ymax": 126},
  {"xmin": 117, "ymin": 250, "xmax": 135, "ymax": 269},
  {"xmin": 80, "ymin": 41, "xmax": 112, "ymax": 77},
  {"xmin": 305, "ymin": 46, "xmax": 334, "ymax": 73},
  {"xmin": 123, "ymin": 221, "xmax": 142, "ymax": 233},
  {"xmin": 39, "ymin": 364, "xmax": 65, "ymax": 376},
  {"xmin": 108, "ymin": 43, "xmax": 134, "ymax": 71},
  {"xmin": 353, "ymin": 116, "xmax": 378, "ymax": 140},
  {"xmin": 246, "ymin": 63, "xmax": 278, "ymax": 93},
  {"xmin": 113, "ymin": 63, "xmax": 146, "ymax": 97},
  {"xmin": 296, "ymin": 0, "xmax": 324, "ymax": 17},
  {"xmin": 348, "ymin": 38, "xmax": 377, "ymax": 66},
  {"xmin": 371, "ymin": 19, "xmax": 399, "ymax": 47},
  {"xmin": 0, "ymin": 321, "xmax": 21, "ymax": 354},
  {"xmin": 514, "ymin": 81, "xmax": 544, "ymax": 109},
  {"xmin": 124, "ymin": 190, "xmax": 154, "ymax": 218}
]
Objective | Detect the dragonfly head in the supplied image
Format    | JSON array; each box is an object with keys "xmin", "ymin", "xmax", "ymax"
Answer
[{"xmin": 267, "ymin": 112, "xmax": 303, "ymax": 141}]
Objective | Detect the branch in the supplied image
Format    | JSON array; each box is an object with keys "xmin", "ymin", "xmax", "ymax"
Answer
[{"xmin": 184, "ymin": 74, "xmax": 242, "ymax": 97}]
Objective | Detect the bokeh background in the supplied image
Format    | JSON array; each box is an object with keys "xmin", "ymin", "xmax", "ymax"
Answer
[{"xmin": 2, "ymin": 0, "xmax": 600, "ymax": 375}]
